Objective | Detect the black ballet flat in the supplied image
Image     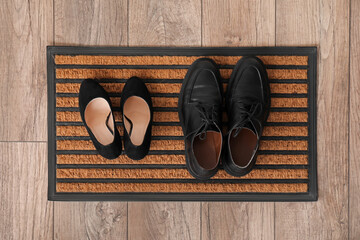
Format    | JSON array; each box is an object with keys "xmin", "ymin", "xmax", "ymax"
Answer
[{"xmin": 78, "ymin": 79, "xmax": 122, "ymax": 159}]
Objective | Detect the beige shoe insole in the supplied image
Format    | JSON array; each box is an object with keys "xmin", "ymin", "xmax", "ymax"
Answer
[
  {"xmin": 123, "ymin": 96, "xmax": 151, "ymax": 146},
  {"xmin": 230, "ymin": 128, "xmax": 258, "ymax": 167},
  {"xmin": 193, "ymin": 131, "xmax": 222, "ymax": 170},
  {"xmin": 84, "ymin": 98, "xmax": 115, "ymax": 145}
]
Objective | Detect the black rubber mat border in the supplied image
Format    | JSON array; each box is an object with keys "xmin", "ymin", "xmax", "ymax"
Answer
[{"xmin": 47, "ymin": 46, "xmax": 318, "ymax": 201}]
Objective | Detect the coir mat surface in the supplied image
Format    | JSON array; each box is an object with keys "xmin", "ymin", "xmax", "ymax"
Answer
[{"xmin": 47, "ymin": 47, "xmax": 317, "ymax": 201}]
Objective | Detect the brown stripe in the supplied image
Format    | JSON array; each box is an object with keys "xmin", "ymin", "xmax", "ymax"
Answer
[
  {"xmin": 56, "ymin": 83, "xmax": 182, "ymax": 94},
  {"xmin": 56, "ymin": 83, "xmax": 307, "ymax": 95},
  {"xmin": 56, "ymin": 140, "xmax": 185, "ymax": 151},
  {"xmin": 55, "ymin": 111, "xmax": 308, "ymax": 123},
  {"xmin": 55, "ymin": 95, "xmax": 307, "ymax": 109},
  {"xmin": 56, "ymin": 96, "xmax": 178, "ymax": 108},
  {"xmin": 55, "ymin": 83, "xmax": 308, "ymax": 107},
  {"xmin": 256, "ymin": 155, "xmax": 308, "ymax": 165},
  {"xmin": 57, "ymin": 154, "xmax": 308, "ymax": 165},
  {"xmin": 56, "ymin": 182, "xmax": 308, "ymax": 193},
  {"xmin": 54, "ymin": 95, "xmax": 306, "ymax": 108},
  {"xmin": 55, "ymin": 55, "xmax": 308, "ymax": 66},
  {"xmin": 57, "ymin": 168, "xmax": 308, "ymax": 179},
  {"xmin": 57, "ymin": 154, "xmax": 186, "ymax": 165},
  {"xmin": 56, "ymin": 68, "xmax": 307, "ymax": 80},
  {"xmin": 271, "ymin": 98, "xmax": 307, "ymax": 108},
  {"xmin": 267, "ymin": 112, "xmax": 307, "ymax": 122},
  {"xmin": 56, "ymin": 140, "xmax": 308, "ymax": 151},
  {"xmin": 56, "ymin": 125, "xmax": 307, "ymax": 137},
  {"xmin": 262, "ymin": 126, "xmax": 308, "ymax": 136},
  {"xmin": 56, "ymin": 111, "xmax": 179, "ymax": 122},
  {"xmin": 270, "ymin": 83, "xmax": 307, "ymax": 94},
  {"xmin": 56, "ymin": 125, "xmax": 183, "ymax": 137},
  {"xmin": 260, "ymin": 140, "xmax": 308, "ymax": 151}
]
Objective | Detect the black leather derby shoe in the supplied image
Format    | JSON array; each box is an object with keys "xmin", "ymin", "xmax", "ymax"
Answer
[
  {"xmin": 79, "ymin": 79, "xmax": 122, "ymax": 159},
  {"xmin": 223, "ymin": 56, "xmax": 271, "ymax": 177},
  {"xmin": 178, "ymin": 58, "xmax": 223, "ymax": 180}
]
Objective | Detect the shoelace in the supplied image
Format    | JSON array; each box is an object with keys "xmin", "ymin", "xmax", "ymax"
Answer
[
  {"xmin": 193, "ymin": 103, "xmax": 219, "ymax": 140},
  {"xmin": 232, "ymin": 98, "xmax": 261, "ymax": 137}
]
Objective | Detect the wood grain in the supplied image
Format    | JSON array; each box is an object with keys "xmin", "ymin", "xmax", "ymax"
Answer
[
  {"xmin": 0, "ymin": 143, "xmax": 53, "ymax": 240},
  {"xmin": 275, "ymin": 0, "xmax": 350, "ymax": 239},
  {"xmin": 202, "ymin": 202, "xmax": 274, "ymax": 240},
  {"xmin": 0, "ymin": 0, "xmax": 52, "ymax": 141},
  {"xmin": 275, "ymin": 0, "xmax": 319, "ymax": 46},
  {"xmin": 202, "ymin": 0, "xmax": 275, "ymax": 46},
  {"xmin": 128, "ymin": 1, "xmax": 201, "ymax": 239},
  {"xmin": 129, "ymin": 0, "xmax": 201, "ymax": 46},
  {"xmin": 349, "ymin": 0, "xmax": 360, "ymax": 238},
  {"xmin": 128, "ymin": 202, "xmax": 200, "ymax": 240},
  {"xmin": 54, "ymin": 202, "xmax": 127, "ymax": 240},
  {"xmin": 54, "ymin": 0, "xmax": 127, "ymax": 45},
  {"xmin": 53, "ymin": 1, "xmax": 128, "ymax": 239},
  {"xmin": 202, "ymin": 1, "xmax": 275, "ymax": 239}
]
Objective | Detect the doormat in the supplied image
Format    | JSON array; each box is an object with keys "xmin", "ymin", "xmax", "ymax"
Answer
[{"xmin": 47, "ymin": 47, "xmax": 317, "ymax": 201}]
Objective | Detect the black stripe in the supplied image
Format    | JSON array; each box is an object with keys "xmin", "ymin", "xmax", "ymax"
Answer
[
  {"xmin": 260, "ymin": 136, "xmax": 308, "ymax": 141},
  {"xmin": 56, "ymin": 136, "xmax": 184, "ymax": 141},
  {"xmin": 56, "ymin": 135, "xmax": 308, "ymax": 141},
  {"xmin": 55, "ymin": 107, "xmax": 178, "ymax": 112},
  {"xmin": 57, "ymin": 150, "xmax": 186, "ymax": 155},
  {"xmin": 57, "ymin": 164, "xmax": 187, "ymax": 169},
  {"xmin": 55, "ymin": 64, "xmax": 308, "ymax": 69},
  {"xmin": 55, "ymin": 92, "xmax": 308, "ymax": 98},
  {"xmin": 55, "ymin": 93, "xmax": 308, "ymax": 99},
  {"xmin": 56, "ymin": 150, "xmax": 308, "ymax": 155},
  {"xmin": 56, "ymin": 78, "xmax": 185, "ymax": 83},
  {"xmin": 55, "ymin": 121, "xmax": 308, "ymax": 127},
  {"xmin": 55, "ymin": 106, "xmax": 308, "ymax": 112},
  {"xmin": 56, "ymin": 178, "xmax": 308, "ymax": 184},
  {"xmin": 264, "ymin": 122, "xmax": 308, "ymax": 126},
  {"xmin": 56, "ymin": 121, "xmax": 182, "ymax": 126},
  {"xmin": 56, "ymin": 164, "xmax": 308, "ymax": 169},
  {"xmin": 56, "ymin": 78, "xmax": 308, "ymax": 84}
]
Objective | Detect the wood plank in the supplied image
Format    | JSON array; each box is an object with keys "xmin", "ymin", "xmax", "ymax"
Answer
[
  {"xmin": 275, "ymin": 0, "xmax": 350, "ymax": 239},
  {"xmin": 202, "ymin": 202, "xmax": 274, "ymax": 240},
  {"xmin": 0, "ymin": 143, "xmax": 53, "ymax": 239},
  {"xmin": 275, "ymin": 0, "xmax": 319, "ymax": 45},
  {"xmin": 202, "ymin": 0, "xmax": 275, "ymax": 46},
  {"xmin": 54, "ymin": 202, "xmax": 127, "ymax": 240},
  {"xmin": 129, "ymin": 0, "xmax": 201, "ymax": 46},
  {"xmin": 54, "ymin": 0, "xmax": 127, "ymax": 45},
  {"xmin": 53, "ymin": 1, "xmax": 128, "ymax": 239},
  {"xmin": 128, "ymin": 202, "xmax": 200, "ymax": 239},
  {"xmin": 128, "ymin": 0, "xmax": 201, "ymax": 239},
  {"xmin": 202, "ymin": 1, "xmax": 275, "ymax": 239},
  {"xmin": 349, "ymin": 0, "xmax": 360, "ymax": 238},
  {"xmin": 0, "ymin": 0, "xmax": 52, "ymax": 141}
]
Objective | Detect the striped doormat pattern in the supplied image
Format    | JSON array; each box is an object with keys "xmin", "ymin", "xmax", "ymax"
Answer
[{"xmin": 47, "ymin": 47, "xmax": 317, "ymax": 201}]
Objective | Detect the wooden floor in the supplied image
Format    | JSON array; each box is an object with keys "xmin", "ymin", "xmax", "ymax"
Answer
[{"xmin": 0, "ymin": 0, "xmax": 358, "ymax": 239}]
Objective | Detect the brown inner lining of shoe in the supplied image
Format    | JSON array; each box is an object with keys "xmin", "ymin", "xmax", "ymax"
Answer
[
  {"xmin": 193, "ymin": 131, "xmax": 222, "ymax": 170},
  {"xmin": 230, "ymin": 128, "xmax": 258, "ymax": 167},
  {"xmin": 123, "ymin": 96, "xmax": 150, "ymax": 146},
  {"xmin": 84, "ymin": 98, "xmax": 114, "ymax": 145}
]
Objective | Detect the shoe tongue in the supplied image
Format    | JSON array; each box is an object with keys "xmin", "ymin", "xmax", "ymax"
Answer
[
  {"xmin": 205, "ymin": 123, "xmax": 218, "ymax": 132},
  {"xmin": 243, "ymin": 121, "xmax": 256, "ymax": 133},
  {"xmin": 196, "ymin": 122, "xmax": 218, "ymax": 138},
  {"xmin": 232, "ymin": 121, "xmax": 256, "ymax": 138}
]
